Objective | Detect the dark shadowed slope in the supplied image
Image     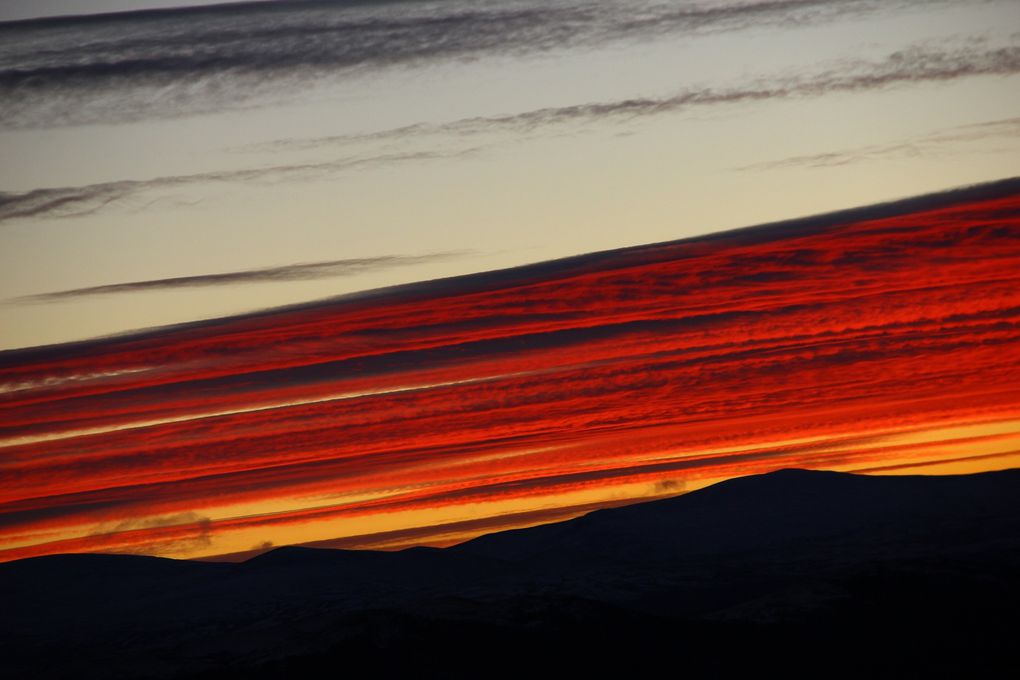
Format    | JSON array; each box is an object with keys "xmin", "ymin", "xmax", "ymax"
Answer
[
  {"xmin": 1, "ymin": 468, "xmax": 1018, "ymax": 678},
  {"xmin": 455, "ymin": 467, "xmax": 1020, "ymax": 563}
]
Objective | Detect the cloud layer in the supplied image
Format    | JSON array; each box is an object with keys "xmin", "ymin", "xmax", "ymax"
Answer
[
  {"xmin": 0, "ymin": 0, "xmax": 892, "ymax": 128},
  {"xmin": 1, "ymin": 177, "xmax": 1019, "ymax": 561},
  {"xmin": 3, "ymin": 38, "xmax": 1017, "ymax": 224}
]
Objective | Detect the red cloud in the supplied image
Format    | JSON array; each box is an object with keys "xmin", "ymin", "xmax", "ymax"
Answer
[{"xmin": 2, "ymin": 180, "xmax": 1020, "ymax": 561}]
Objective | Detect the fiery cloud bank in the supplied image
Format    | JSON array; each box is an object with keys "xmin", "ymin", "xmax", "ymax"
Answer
[{"xmin": 2, "ymin": 178, "xmax": 1020, "ymax": 561}]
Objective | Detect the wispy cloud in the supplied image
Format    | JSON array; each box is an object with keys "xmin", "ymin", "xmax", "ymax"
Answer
[
  {"xmin": 246, "ymin": 40, "xmax": 1020, "ymax": 151},
  {"xmin": 737, "ymin": 117, "xmax": 1020, "ymax": 170},
  {"xmin": 443, "ymin": 41, "xmax": 1020, "ymax": 131},
  {"xmin": 95, "ymin": 511, "xmax": 213, "ymax": 557},
  {"xmin": 0, "ymin": 148, "xmax": 469, "ymax": 222},
  {"xmin": 0, "ymin": 0, "xmax": 893, "ymax": 128},
  {"xmin": 4, "ymin": 40, "xmax": 1017, "ymax": 224},
  {"xmin": 12, "ymin": 252, "xmax": 470, "ymax": 303}
]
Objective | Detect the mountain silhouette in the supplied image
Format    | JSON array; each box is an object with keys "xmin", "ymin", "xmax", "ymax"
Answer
[{"xmin": 2, "ymin": 468, "xmax": 1018, "ymax": 678}]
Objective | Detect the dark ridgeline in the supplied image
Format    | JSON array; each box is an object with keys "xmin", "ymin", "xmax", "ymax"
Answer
[{"xmin": 2, "ymin": 468, "xmax": 1018, "ymax": 678}]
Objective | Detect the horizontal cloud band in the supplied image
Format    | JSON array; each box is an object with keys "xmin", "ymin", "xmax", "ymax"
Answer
[
  {"xmin": 13, "ymin": 252, "xmax": 468, "ymax": 302},
  {"xmin": 0, "ymin": 177, "xmax": 1018, "ymax": 561},
  {"xmin": 0, "ymin": 0, "xmax": 887, "ymax": 127},
  {"xmin": 3, "ymin": 40, "xmax": 1018, "ymax": 223}
]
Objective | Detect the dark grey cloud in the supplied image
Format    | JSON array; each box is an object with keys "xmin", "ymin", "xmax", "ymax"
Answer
[
  {"xmin": 0, "ymin": 148, "xmax": 468, "ymax": 222},
  {"xmin": 3, "ymin": 39, "xmax": 1016, "ymax": 224},
  {"xmin": 480, "ymin": 41, "xmax": 1020, "ymax": 129},
  {"xmin": 0, "ymin": 184, "xmax": 129, "ymax": 222},
  {"xmin": 0, "ymin": 0, "xmax": 896, "ymax": 128},
  {"xmin": 737, "ymin": 117, "xmax": 1020, "ymax": 170},
  {"xmin": 252, "ymin": 40, "xmax": 1020, "ymax": 151},
  {"xmin": 14, "ymin": 252, "xmax": 468, "ymax": 302}
]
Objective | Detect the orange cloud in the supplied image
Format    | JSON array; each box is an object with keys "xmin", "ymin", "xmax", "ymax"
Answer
[{"xmin": 2, "ymin": 178, "xmax": 1019, "ymax": 561}]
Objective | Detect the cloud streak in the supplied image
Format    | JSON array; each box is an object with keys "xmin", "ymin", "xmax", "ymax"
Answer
[
  {"xmin": 244, "ymin": 39, "xmax": 1020, "ymax": 153},
  {"xmin": 433, "ymin": 41, "xmax": 1020, "ymax": 132},
  {"xmin": 1, "ymin": 177, "xmax": 1019, "ymax": 561},
  {"xmin": 737, "ymin": 117, "xmax": 1020, "ymax": 170},
  {"xmin": 4, "ymin": 40, "xmax": 1017, "ymax": 224},
  {"xmin": 0, "ymin": 0, "xmax": 895, "ymax": 128},
  {"xmin": 0, "ymin": 148, "xmax": 469, "ymax": 222},
  {"xmin": 12, "ymin": 252, "xmax": 470, "ymax": 302}
]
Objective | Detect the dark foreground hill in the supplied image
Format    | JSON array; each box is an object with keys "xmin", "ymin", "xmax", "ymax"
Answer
[{"xmin": 2, "ymin": 468, "xmax": 1019, "ymax": 679}]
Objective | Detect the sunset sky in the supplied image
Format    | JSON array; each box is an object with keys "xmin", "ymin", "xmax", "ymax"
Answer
[{"xmin": 1, "ymin": 0, "xmax": 1019, "ymax": 561}]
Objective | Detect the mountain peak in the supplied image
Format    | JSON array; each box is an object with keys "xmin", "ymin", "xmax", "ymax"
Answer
[{"xmin": 2, "ymin": 468, "xmax": 1018, "ymax": 679}]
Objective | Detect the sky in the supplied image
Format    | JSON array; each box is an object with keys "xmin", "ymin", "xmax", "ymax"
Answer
[{"xmin": 0, "ymin": 0, "xmax": 1019, "ymax": 561}]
